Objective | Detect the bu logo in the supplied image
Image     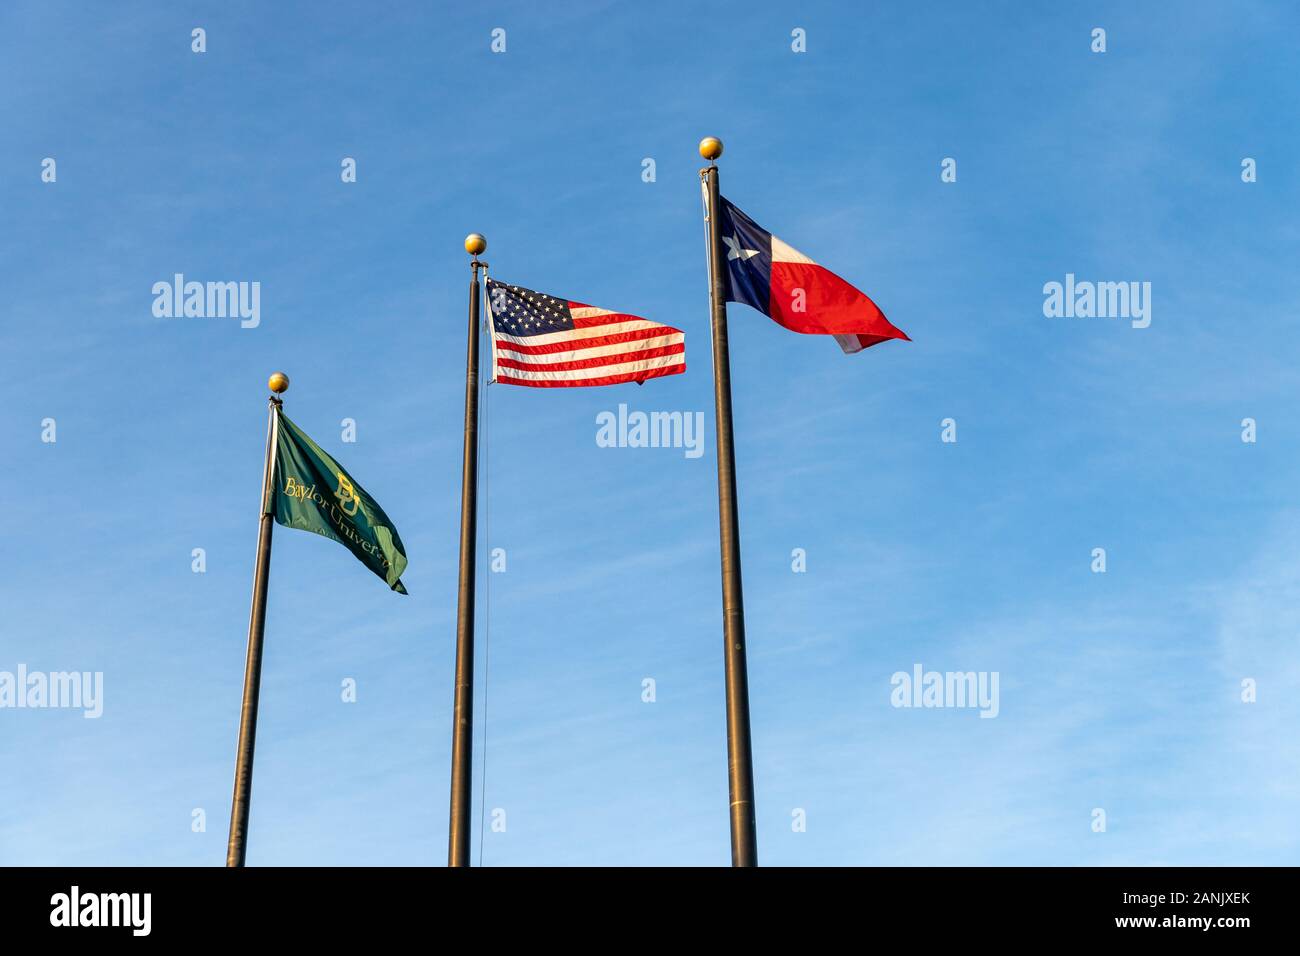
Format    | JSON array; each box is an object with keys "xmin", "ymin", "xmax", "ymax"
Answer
[{"xmin": 334, "ymin": 473, "xmax": 361, "ymax": 516}]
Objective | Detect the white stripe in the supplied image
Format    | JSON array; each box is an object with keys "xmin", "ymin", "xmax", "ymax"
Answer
[
  {"xmin": 494, "ymin": 318, "xmax": 670, "ymax": 348},
  {"xmin": 498, "ymin": 352, "xmax": 685, "ymax": 382},
  {"xmin": 496, "ymin": 332, "xmax": 683, "ymax": 366},
  {"xmin": 569, "ymin": 305, "xmax": 614, "ymax": 319},
  {"xmin": 771, "ymin": 234, "xmax": 815, "ymax": 265}
]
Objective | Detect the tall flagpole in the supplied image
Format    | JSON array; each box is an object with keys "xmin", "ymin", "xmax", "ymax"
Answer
[
  {"xmin": 449, "ymin": 233, "xmax": 487, "ymax": 867},
  {"xmin": 699, "ymin": 137, "xmax": 759, "ymax": 866},
  {"xmin": 226, "ymin": 370, "xmax": 289, "ymax": 867}
]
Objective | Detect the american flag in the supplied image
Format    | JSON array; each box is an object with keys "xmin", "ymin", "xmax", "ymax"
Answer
[{"xmin": 486, "ymin": 278, "xmax": 685, "ymax": 388}]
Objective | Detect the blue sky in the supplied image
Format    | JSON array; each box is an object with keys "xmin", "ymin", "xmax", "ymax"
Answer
[{"xmin": 2, "ymin": 0, "xmax": 1298, "ymax": 866}]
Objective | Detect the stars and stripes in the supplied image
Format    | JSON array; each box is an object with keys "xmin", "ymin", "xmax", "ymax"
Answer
[{"xmin": 485, "ymin": 278, "xmax": 685, "ymax": 388}]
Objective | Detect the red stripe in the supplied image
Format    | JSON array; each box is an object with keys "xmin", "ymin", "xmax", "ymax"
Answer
[
  {"xmin": 571, "ymin": 312, "xmax": 682, "ymax": 332},
  {"xmin": 495, "ymin": 362, "xmax": 685, "ymax": 388},
  {"xmin": 766, "ymin": 262, "xmax": 909, "ymax": 343},
  {"xmin": 496, "ymin": 342, "xmax": 685, "ymax": 374},
  {"xmin": 495, "ymin": 326, "xmax": 680, "ymax": 356}
]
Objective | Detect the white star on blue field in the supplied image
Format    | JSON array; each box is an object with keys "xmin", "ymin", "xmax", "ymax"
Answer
[
  {"xmin": 2, "ymin": 0, "xmax": 1298, "ymax": 865},
  {"xmin": 723, "ymin": 236, "xmax": 760, "ymax": 261}
]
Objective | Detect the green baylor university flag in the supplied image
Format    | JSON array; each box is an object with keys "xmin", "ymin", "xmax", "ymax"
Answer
[{"xmin": 270, "ymin": 411, "xmax": 409, "ymax": 593}]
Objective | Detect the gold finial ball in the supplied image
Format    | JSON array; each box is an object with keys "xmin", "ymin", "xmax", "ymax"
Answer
[
  {"xmin": 464, "ymin": 233, "xmax": 487, "ymax": 256},
  {"xmin": 268, "ymin": 371, "xmax": 290, "ymax": 394},
  {"xmin": 698, "ymin": 136, "xmax": 724, "ymax": 161}
]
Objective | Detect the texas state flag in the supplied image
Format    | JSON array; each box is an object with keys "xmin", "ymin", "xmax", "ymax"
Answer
[{"xmin": 718, "ymin": 196, "xmax": 909, "ymax": 353}]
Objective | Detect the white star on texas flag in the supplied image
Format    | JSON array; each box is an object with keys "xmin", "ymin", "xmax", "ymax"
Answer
[{"xmin": 723, "ymin": 234, "xmax": 759, "ymax": 262}]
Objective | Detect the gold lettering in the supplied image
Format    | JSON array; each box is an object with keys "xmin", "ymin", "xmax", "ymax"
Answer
[{"xmin": 335, "ymin": 473, "xmax": 361, "ymax": 516}]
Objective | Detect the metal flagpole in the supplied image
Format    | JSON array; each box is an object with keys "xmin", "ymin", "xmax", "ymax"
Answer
[
  {"xmin": 449, "ymin": 233, "xmax": 487, "ymax": 867},
  {"xmin": 699, "ymin": 137, "xmax": 759, "ymax": 866},
  {"xmin": 226, "ymin": 371, "xmax": 289, "ymax": 867}
]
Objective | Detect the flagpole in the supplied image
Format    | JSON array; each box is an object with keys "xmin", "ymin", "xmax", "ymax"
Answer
[
  {"xmin": 449, "ymin": 233, "xmax": 487, "ymax": 867},
  {"xmin": 226, "ymin": 371, "xmax": 289, "ymax": 868},
  {"xmin": 700, "ymin": 137, "xmax": 759, "ymax": 866}
]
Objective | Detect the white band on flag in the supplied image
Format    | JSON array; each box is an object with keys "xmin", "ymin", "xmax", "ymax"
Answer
[{"xmin": 483, "ymin": 264, "xmax": 499, "ymax": 384}]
